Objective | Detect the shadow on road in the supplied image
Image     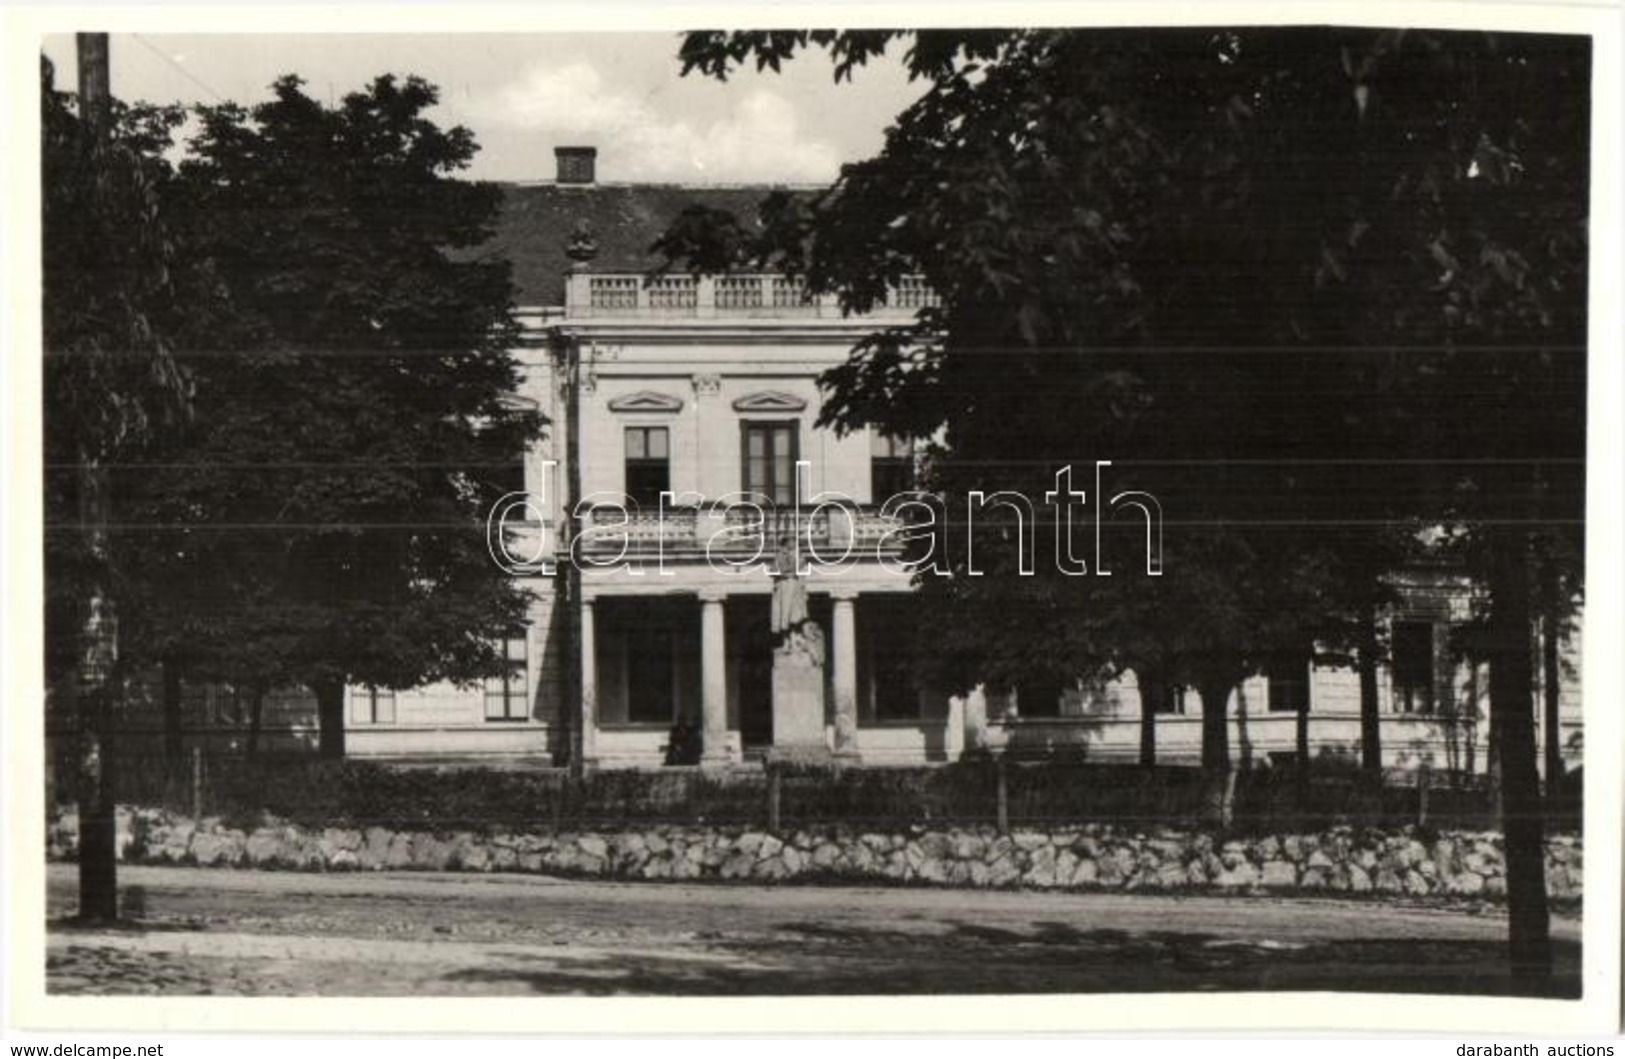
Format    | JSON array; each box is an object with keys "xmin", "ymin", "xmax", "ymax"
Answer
[{"xmin": 440, "ymin": 918, "xmax": 1581, "ymax": 998}]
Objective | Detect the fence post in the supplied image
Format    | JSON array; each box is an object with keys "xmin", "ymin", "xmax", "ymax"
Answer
[
  {"xmin": 994, "ymin": 755, "xmax": 1009, "ymax": 835},
  {"xmin": 190, "ymin": 746, "xmax": 203, "ymax": 821},
  {"xmin": 551, "ymin": 770, "xmax": 565, "ymax": 832},
  {"xmin": 1416, "ymin": 763, "xmax": 1431, "ymax": 828},
  {"xmin": 766, "ymin": 762, "xmax": 782, "ymax": 834}
]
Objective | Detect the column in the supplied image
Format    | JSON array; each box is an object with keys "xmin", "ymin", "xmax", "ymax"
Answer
[
  {"xmin": 964, "ymin": 685, "xmax": 989, "ymax": 753},
  {"xmin": 578, "ymin": 596, "xmax": 597, "ymax": 765},
  {"xmin": 831, "ymin": 592, "xmax": 859, "ymax": 759},
  {"xmin": 944, "ymin": 694, "xmax": 966, "ymax": 760},
  {"xmin": 700, "ymin": 593, "xmax": 731, "ymax": 764},
  {"xmin": 691, "ymin": 373, "xmax": 722, "ymax": 504}
]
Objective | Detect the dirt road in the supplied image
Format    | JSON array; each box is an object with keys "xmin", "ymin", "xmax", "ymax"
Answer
[{"xmin": 45, "ymin": 864, "xmax": 1580, "ymax": 997}]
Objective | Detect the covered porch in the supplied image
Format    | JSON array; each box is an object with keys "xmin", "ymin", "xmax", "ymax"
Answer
[{"xmin": 580, "ymin": 590, "xmax": 957, "ymax": 768}]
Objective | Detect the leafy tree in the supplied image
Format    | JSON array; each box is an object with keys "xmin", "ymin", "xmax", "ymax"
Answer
[
  {"xmin": 43, "ymin": 59, "xmax": 195, "ymax": 687},
  {"xmin": 669, "ymin": 27, "xmax": 1586, "ymax": 982},
  {"xmin": 42, "ymin": 51, "xmax": 197, "ymax": 920},
  {"xmin": 121, "ymin": 74, "xmax": 544, "ymax": 757}
]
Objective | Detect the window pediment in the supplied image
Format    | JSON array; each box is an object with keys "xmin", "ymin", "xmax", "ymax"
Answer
[
  {"xmin": 732, "ymin": 390, "xmax": 807, "ymax": 413},
  {"xmin": 607, "ymin": 390, "xmax": 684, "ymax": 414}
]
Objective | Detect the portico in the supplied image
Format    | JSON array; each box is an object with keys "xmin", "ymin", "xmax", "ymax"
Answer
[{"xmin": 576, "ymin": 566, "xmax": 903, "ymax": 768}]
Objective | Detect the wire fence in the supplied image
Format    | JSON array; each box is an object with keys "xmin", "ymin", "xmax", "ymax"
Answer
[{"xmin": 47, "ymin": 730, "xmax": 1579, "ymax": 836}]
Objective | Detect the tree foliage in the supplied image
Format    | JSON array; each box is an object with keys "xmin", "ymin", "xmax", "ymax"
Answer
[
  {"xmin": 111, "ymin": 74, "xmax": 545, "ymax": 752},
  {"xmin": 669, "ymin": 24, "xmax": 1585, "ymax": 694},
  {"xmin": 41, "ymin": 57, "xmax": 200, "ymax": 688},
  {"xmin": 668, "ymin": 26, "xmax": 1588, "ymax": 977}
]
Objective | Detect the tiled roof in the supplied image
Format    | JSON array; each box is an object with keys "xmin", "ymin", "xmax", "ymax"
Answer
[{"xmin": 472, "ymin": 182, "xmax": 810, "ymax": 307}]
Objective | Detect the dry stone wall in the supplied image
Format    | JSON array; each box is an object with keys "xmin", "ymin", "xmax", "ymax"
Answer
[{"xmin": 46, "ymin": 806, "xmax": 1583, "ymax": 901}]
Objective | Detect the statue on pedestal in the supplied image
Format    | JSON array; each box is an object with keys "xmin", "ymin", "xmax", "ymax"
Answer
[
  {"xmin": 770, "ymin": 533, "xmax": 824, "ymax": 667},
  {"xmin": 767, "ymin": 532, "xmax": 830, "ymax": 757}
]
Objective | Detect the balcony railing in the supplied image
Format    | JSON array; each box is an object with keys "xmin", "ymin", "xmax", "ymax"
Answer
[
  {"xmin": 580, "ymin": 504, "xmax": 907, "ymax": 557},
  {"xmin": 567, "ymin": 273, "xmax": 939, "ymax": 320}
]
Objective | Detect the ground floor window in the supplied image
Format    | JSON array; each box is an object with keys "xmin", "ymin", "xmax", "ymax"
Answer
[
  {"xmin": 595, "ymin": 598, "xmax": 700, "ymax": 727},
  {"xmin": 1392, "ymin": 619, "xmax": 1436, "ymax": 714},
  {"xmin": 351, "ymin": 686, "xmax": 396, "ymax": 725},
  {"xmin": 212, "ymin": 685, "xmax": 246, "ymax": 725},
  {"xmin": 1015, "ymin": 678, "xmax": 1068, "ymax": 718},
  {"xmin": 626, "ymin": 627, "xmax": 676, "ymax": 723},
  {"xmin": 484, "ymin": 633, "xmax": 529, "ymax": 721},
  {"xmin": 1152, "ymin": 682, "xmax": 1187, "ymax": 715},
  {"xmin": 871, "ymin": 643, "xmax": 918, "ymax": 723},
  {"xmin": 1265, "ymin": 653, "xmax": 1310, "ymax": 713},
  {"xmin": 857, "ymin": 596, "xmax": 922, "ymax": 722}
]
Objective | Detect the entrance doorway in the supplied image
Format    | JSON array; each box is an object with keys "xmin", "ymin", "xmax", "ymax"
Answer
[
  {"xmin": 728, "ymin": 597, "xmax": 773, "ymax": 751},
  {"xmin": 727, "ymin": 593, "xmax": 833, "ymax": 755}
]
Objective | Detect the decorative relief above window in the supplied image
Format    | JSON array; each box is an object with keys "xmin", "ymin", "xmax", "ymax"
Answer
[
  {"xmin": 607, "ymin": 391, "xmax": 684, "ymax": 414},
  {"xmin": 732, "ymin": 390, "xmax": 807, "ymax": 413}
]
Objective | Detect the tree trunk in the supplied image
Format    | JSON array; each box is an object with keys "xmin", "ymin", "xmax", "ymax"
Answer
[
  {"xmin": 1487, "ymin": 691, "xmax": 1503, "ymax": 824},
  {"xmin": 1357, "ymin": 606, "xmax": 1384, "ymax": 824},
  {"xmin": 161, "ymin": 661, "xmax": 183, "ymax": 781},
  {"xmin": 1234, "ymin": 683, "xmax": 1253, "ymax": 772},
  {"xmin": 314, "ymin": 679, "xmax": 346, "ymax": 759},
  {"xmin": 1137, "ymin": 667, "xmax": 1158, "ymax": 770},
  {"xmin": 72, "ymin": 35, "xmax": 119, "ymax": 925},
  {"xmin": 75, "ymin": 677, "xmax": 118, "ymax": 922},
  {"xmin": 1295, "ymin": 694, "xmax": 1311, "ymax": 811},
  {"xmin": 75, "ymin": 453, "xmax": 119, "ymax": 922},
  {"xmin": 1199, "ymin": 678, "xmax": 1234, "ymax": 828},
  {"xmin": 1489, "ymin": 534, "xmax": 1551, "ymax": 982},
  {"xmin": 1358, "ymin": 606, "xmax": 1383, "ymax": 780},
  {"xmin": 1464, "ymin": 660, "xmax": 1480, "ymax": 777},
  {"xmin": 245, "ymin": 687, "xmax": 266, "ymax": 760},
  {"xmin": 1542, "ymin": 616, "xmax": 1564, "ymax": 792}
]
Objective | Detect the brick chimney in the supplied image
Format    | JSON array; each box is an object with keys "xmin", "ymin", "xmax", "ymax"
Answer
[{"xmin": 555, "ymin": 146, "xmax": 597, "ymax": 185}]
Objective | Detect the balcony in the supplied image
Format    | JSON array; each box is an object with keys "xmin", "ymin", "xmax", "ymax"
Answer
[
  {"xmin": 565, "ymin": 273, "xmax": 939, "ymax": 321},
  {"xmin": 579, "ymin": 504, "xmax": 908, "ymax": 559}
]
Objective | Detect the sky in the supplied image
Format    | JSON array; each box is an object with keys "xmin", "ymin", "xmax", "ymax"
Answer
[{"xmin": 38, "ymin": 33, "xmax": 925, "ymax": 184}]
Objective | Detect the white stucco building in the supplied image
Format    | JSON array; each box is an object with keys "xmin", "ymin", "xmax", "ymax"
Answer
[{"xmin": 337, "ymin": 147, "xmax": 1583, "ymax": 776}]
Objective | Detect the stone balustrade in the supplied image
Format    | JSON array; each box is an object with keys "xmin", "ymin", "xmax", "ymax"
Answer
[
  {"xmin": 581, "ymin": 504, "xmax": 906, "ymax": 557},
  {"xmin": 567, "ymin": 273, "xmax": 938, "ymax": 320}
]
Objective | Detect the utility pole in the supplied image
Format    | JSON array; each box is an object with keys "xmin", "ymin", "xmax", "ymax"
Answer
[
  {"xmin": 563, "ymin": 334, "xmax": 585, "ymax": 780},
  {"xmin": 76, "ymin": 33, "xmax": 111, "ymax": 138},
  {"xmin": 73, "ymin": 31, "xmax": 120, "ymax": 922}
]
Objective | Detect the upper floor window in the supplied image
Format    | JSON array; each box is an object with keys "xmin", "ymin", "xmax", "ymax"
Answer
[
  {"xmin": 1392, "ymin": 620, "xmax": 1436, "ymax": 714},
  {"xmin": 484, "ymin": 633, "xmax": 529, "ymax": 722},
  {"xmin": 870, "ymin": 433, "xmax": 914, "ymax": 502},
  {"xmin": 1265, "ymin": 652, "xmax": 1310, "ymax": 713},
  {"xmin": 624, "ymin": 426, "xmax": 670, "ymax": 508},
  {"xmin": 741, "ymin": 420, "xmax": 798, "ymax": 505},
  {"xmin": 470, "ymin": 447, "xmax": 528, "ymax": 512}
]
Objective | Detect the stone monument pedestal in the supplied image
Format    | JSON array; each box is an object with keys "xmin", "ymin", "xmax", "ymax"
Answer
[{"xmin": 769, "ymin": 660, "xmax": 830, "ymax": 764}]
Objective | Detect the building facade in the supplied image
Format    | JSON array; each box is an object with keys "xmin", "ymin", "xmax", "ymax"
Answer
[{"xmin": 336, "ymin": 147, "xmax": 1583, "ymax": 776}]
